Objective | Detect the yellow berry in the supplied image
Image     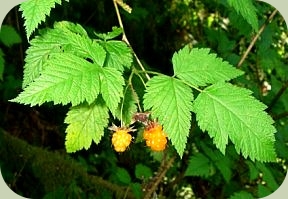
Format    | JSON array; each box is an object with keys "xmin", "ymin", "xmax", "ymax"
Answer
[
  {"xmin": 143, "ymin": 123, "xmax": 167, "ymax": 151},
  {"xmin": 112, "ymin": 130, "xmax": 132, "ymax": 152}
]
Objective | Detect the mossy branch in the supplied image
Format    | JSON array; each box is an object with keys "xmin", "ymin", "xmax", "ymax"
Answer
[{"xmin": 0, "ymin": 130, "xmax": 135, "ymax": 199}]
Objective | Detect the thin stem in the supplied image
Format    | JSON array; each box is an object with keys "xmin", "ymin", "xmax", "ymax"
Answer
[
  {"xmin": 267, "ymin": 81, "xmax": 288, "ymax": 113},
  {"xmin": 237, "ymin": 9, "xmax": 278, "ymax": 68},
  {"xmin": 113, "ymin": 0, "xmax": 151, "ymax": 80},
  {"xmin": 272, "ymin": 111, "xmax": 288, "ymax": 120},
  {"xmin": 143, "ymin": 155, "xmax": 176, "ymax": 199}
]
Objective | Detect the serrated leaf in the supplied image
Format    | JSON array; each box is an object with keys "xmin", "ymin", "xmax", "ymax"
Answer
[
  {"xmin": 22, "ymin": 22, "xmax": 106, "ymax": 87},
  {"xmin": 100, "ymin": 67, "xmax": 125, "ymax": 116},
  {"xmin": 192, "ymin": 82, "xmax": 276, "ymax": 162},
  {"xmin": 95, "ymin": 26, "xmax": 123, "ymax": 41},
  {"xmin": 229, "ymin": 191, "xmax": 254, "ymax": 199},
  {"xmin": 101, "ymin": 40, "xmax": 132, "ymax": 71},
  {"xmin": 115, "ymin": 84, "xmax": 138, "ymax": 125},
  {"xmin": 0, "ymin": 49, "xmax": 4, "ymax": 81},
  {"xmin": 19, "ymin": 0, "xmax": 68, "ymax": 38},
  {"xmin": 11, "ymin": 53, "xmax": 101, "ymax": 106},
  {"xmin": 65, "ymin": 98, "xmax": 109, "ymax": 152},
  {"xmin": 143, "ymin": 75, "xmax": 193, "ymax": 157},
  {"xmin": 173, "ymin": 46, "xmax": 243, "ymax": 86},
  {"xmin": 185, "ymin": 153, "xmax": 213, "ymax": 177},
  {"xmin": 22, "ymin": 28, "xmax": 64, "ymax": 87},
  {"xmin": 227, "ymin": 0, "xmax": 258, "ymax": 31},
  {"xmin": 0, "ymin": 25, "xmax": 22, "ymax": 47}
]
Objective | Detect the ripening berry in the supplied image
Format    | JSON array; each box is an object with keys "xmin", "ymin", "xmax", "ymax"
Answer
[
  {"xmin": 111, "ymin": 129, "xmax": 132, "ymax": 152},
  {"xmin": 143, "ymin": 123, "xmax": 167, "ymax": 151}
]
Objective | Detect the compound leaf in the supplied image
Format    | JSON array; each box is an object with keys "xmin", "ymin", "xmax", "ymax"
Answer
[
  {"xmin": 192, "ymin": 82, "xmax": 276, "ymax": 162},
  {"xmin": 100, "ymin": 67, "xmax": 125, "ymax": 116},
  {"xmin": 65, "ymin": 98, "xmax": 109, "ymax": 152},
  {"xmin": 11, "ymin": 53, "xmax": 101, "ymax": 106},
  {"xmin": 19, "ymin": 0, "xmax": 68, "ymax": 39},
  {"xmin": 227, "ymin": 0, "xmax": 258, "ymax": 32},
  {"xmin": 173, "ymin": 46, "xmax": 243, "ymax": 86},
  {"xmin": 143, "ymin": 75, "xmax": 193, "ymax": 157}
]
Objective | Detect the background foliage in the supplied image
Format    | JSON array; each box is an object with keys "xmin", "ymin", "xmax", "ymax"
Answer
[{"xmin": 0, "ymin": 0, "xmax": 288, "ymax": 198}]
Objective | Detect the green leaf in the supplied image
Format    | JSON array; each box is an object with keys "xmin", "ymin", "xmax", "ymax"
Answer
[
  {"xmin": 245, "ymin": 160, "xmax": 259, "ymax": 181},
  {"xmin": 100, "ymin": 67, "xmax": 125, "ymax": 116},
  {"xmin": 19, "ymin": 0, "xmax": 68, "ymax": 38},
  {"xmin": 172, "ymin": 46, "xmax": 243, "ymax": 86},
  {"xmin": 135, "ymin": 164, "xmax": 153, "ymax": 180},
  {"xmin": 95, "ymin": 26, "xmax": 123, "ymax": 41},
  {"xmin": 115, "ymin": 84, "xmax": 138, "ymax": 125},
  {"xmin": 229, "ymin": 191, "xmax": 254, "ymax": 199},
  {"xmin": 11, "ymin": 53, "xmax": 101, "ymax": 106},
  {"xmin": 258, "ymin": 184, "xmax": 273, "ymax": 198},
  {"xmin": 200, "ymin": 142, "xmax": 232, "ymax": 182},
  {"xmin": 227, "ymin": 0, "xmax": 258, "ymax": 31},
  {"xmin": 185, "ymin": 153, "xmax": 213, "ymax": 177},
  {"xmin": 0, "ymin": 49, "xmax": 4, "ymax": 81},
  {"xmin": 64, "ymin": 98, "xmax": 109, "ymax": 153},
  {"xmin": 255, "ymin": 162, "xmax": 279, "ymax": 190},
  {"xmin": 115, "ymin": 167, "xmax": 131, "ymax": 185},
  {"xmin": 143, "ymin": 75, "xmax": 193, "ymax": 157},
  {"xmin": 0, "ymin": 25, "xmax": 22, "ymax": 46},
  {"xmin": 192, "ymin": 82, "xmax": 276, "ymax": 162},
  {"xmin": 22, "ymin": 22, "xmax": 106, "ymax": 87},
  {"xmin": 101, "ymin": 40, "xmax": 133, "ymax": 71},
  {"xmin": 22, "ymin": 28, "xmax": 64, "ymax": 87}
]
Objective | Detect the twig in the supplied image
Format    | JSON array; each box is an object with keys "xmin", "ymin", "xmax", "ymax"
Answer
[
  {"xmin": 112, "ymin": 0, "xmax": 151, "ymax": 80},
  {"xmin": 237, "ymin": 9, "xmax": 278, "ymax": 68},
  {"xmin": 267, "ymin": 81, "xmax": 288, "ymax": 113},
  {"xmin": 272, "ymin": 111, "xmax": 288, "ymax": 120},
  {"xmin": 143, "ymin": 155, "xmax": 176, "ymax": 199}
]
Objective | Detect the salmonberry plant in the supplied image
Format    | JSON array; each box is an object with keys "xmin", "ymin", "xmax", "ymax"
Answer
[{"xmin": 2, "ymin": 0, "xmax": 288, "ymax": 198}]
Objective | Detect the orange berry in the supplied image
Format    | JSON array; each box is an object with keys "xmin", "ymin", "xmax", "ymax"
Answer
[
  {"xmin": 143, "ymin": 123, "xmax": 167, "ymax": 151},
  {"xmin": 111, "ymin": 130, "xmax": 132, "ymax": 152}
]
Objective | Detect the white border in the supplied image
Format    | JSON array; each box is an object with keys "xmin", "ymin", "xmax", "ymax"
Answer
[{"xmin": 0, "ymin": 0, "xmax": 287, "ymax": 198}]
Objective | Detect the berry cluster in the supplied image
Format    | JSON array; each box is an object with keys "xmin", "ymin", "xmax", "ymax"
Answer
[
  {"xmin": 143, "ymin": 122, "xmax": 167, "ymax": 151},
  {"xmin": 109, "ymin": 113, "xmax": 167, "ymax": 153}
]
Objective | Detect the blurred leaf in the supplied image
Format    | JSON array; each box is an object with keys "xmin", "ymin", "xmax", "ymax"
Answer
[
  {"xmin": 227, "ymin": 0, "xmax": 258, "ymax": 31},
  {"xmin": 0, "ymin": 49, "xmax": 4, "ymax": 81},
  {"xmin": 185, "ymin": 153, "xmax": 213, "ymax": 178},
  {"xmin": 135, "ymin": 164, "xmax": 153, "ymax": 180},
  {"xmin": 115, "ymin": 167, "xmax": 131, "ymax": 185},
  {"xmin": 229, "ymin": 191, "xmax": 254, "ymax": 199},
  {"xmin": 0, "ymin": 25, "xmax": 22, "ymax": 46}
]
